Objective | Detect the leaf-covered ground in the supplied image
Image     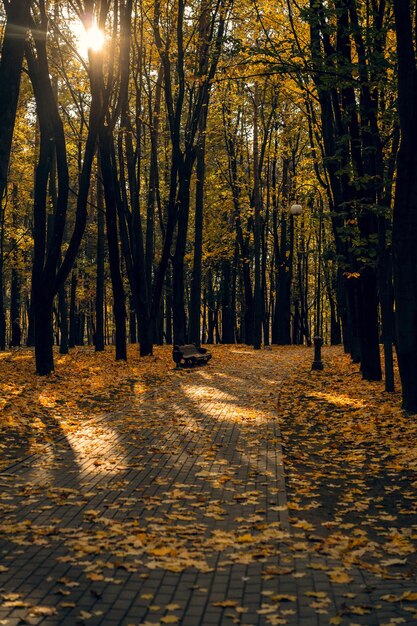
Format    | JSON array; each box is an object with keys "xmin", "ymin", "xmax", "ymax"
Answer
[
  {"xmin": 279, "ymin": 348, "xmax": 417, "ymax": 624},
  {"xmin": 0, "ymin": 345, "xmax": 416, "ymax": 625},
  {"xmin": 0, "ymin": 346, "xmax": 173, "ymax": 467}
]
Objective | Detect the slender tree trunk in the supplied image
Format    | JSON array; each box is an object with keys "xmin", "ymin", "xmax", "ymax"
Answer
[
  {"xmin": 1, "ymin": 193, "xmax": 8, "ymax": 350},
  {"xmin": 172, "ymin": 171, "xmax": 192, "ymax": 346},
  {"xmin": 206, "ymin": 268, "xmax": 215, "ymax": 345},
  {"xmin": 129, "ymin": 298, "xmax": 137, "ymax": 344},
  {"xmin": 188, "ymin": 110, "xmax": 207, "ymax": 345},
  {"xmin": 221, "ymin": 259, "xmax": 234, "ymax": 343},
  {"xmin": 58, "ymin": 282, "xmax": 68, "ymax": 354},
  {"xmin": 165, "ymin": 268, "xmax": 173, "ymax": 344},
  {"xmin": 95, "ymin": 171, "xmax": 105, "ymax": 351},
  {"xmin": 274, "ymin": 213, "xmax": 293, "ymax": 344},
  {"xmin": 99, "ymin": 128, "xmax": 127, "ymax": 361},
  {"xmin": 69, "ymin": 270, "xmax": 77, "ymax": 349},
  {"xmin": 378, "ymin": 217, "xmax": 395, "ymax": 391},
  {"xmin": 0, "ymin": 253, "xmax": 5, "ymax": 350},
  {"xmin": 252, "ymin": 83, "xmax": 262, "ymax": 350}
]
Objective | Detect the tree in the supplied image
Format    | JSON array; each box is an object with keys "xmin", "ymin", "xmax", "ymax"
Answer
[
  {"xmin": 392, "ymin": 0, "xmax": 417, "ymax": 412},
  {"xmin": 0, "ymin": 0, "xmax": 32, "ymax": 350}
]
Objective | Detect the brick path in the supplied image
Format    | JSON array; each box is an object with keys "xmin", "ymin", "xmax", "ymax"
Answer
[{"xmin": 0, "ymin": 346, "xmax": 416, "ymax": 625}]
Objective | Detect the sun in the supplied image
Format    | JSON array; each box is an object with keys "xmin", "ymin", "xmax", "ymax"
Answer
[
  {"xmin": 83, "ymin": 24, "xmax": 105, "ymax": 52},
  {"xmin": 73, "ymin": 19, "xmax": 105, "ymax": 57}
]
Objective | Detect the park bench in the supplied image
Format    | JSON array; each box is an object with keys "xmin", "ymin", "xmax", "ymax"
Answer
[{"xmin": 173, "ymin": 343, "xmax": 212, "ymax": 368}]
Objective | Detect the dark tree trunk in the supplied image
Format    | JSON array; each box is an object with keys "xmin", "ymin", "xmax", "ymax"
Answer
[
  {"xmin": 206, "ymin": 268, "xmax": 215, "ymax": 345},
  {"xmin": 393, "ymin": 0, "xmax": 417, "ymax": 411},
  {"xmin": 69, "ymin": 270, "xmax": 77, "ymax": 349},
  {"xmin": 0, "ymin": 195, "xmax": 5, "ymax": 350},
  {"xmin": 172, "ymin": 173, "xmax": 192, "ymax": 346},
  {"xmin": 95, "ymin": 172, "xmax": 105, "ymax": 352},
  {"xmin": 129, "ymin": 297, "xmax": 137, "ymax": 344},
  {"xmin": 221, "ymin": 259, "xmax": 234, "ymax": 343},
  {"xmin": 358, "ymin": 267, "xmax": 382, "ymax": 380},
  {"xmin": 165, "ymin": 268, "xmax": 173, "ymax": 344},
  {"xmin": 273, "ymin": 213, "xmax": 292, "ymax": 344},
  {"xmin": 58, "ymin": 282, "xmax": 68, "ymax": 354},
  {"xmin": 252, "ymin": 83, "xmax": 262, "ymax": 350},
  {"xmin": 34, "ymin": 294, "xmax": 54, "ymax": 375},
  {"xmin": 328, "ymin": 283, "xmax": 342, "ymax": 346},
  {"xmin": 292, "ymin": 300, "xmax": 301, "ymax": 345},
  {"xmin": 9, "ymin": 184, "xmax": 21, "ymax": 347},
  {"xmin": 10, "ymin": 268, "xmax": 21, "ymax": 347},
  {"xmin": 24, "ymin": 5, "xmax": 101, "ymax": 374},
  {"xmin": 345, "ymin": 279, "xmax": 361, "ymax": 363},
  {"xmin": 0, "ymin": 0, "xmax": 31, "ymax": 203},
  {"xmin": 188, "ymin": 110, "xmax": 207, "ymax": 345},
  {"xmin": 99, "ymin": 128, "xmax": 127, "ymax": 361},
  {"xmin": 0, "ymin": 264, "xmax": 5, "ymax": 351},
  {"xmin": 378, "ymin": 216, "xmax": 395, "ymax": 391}
]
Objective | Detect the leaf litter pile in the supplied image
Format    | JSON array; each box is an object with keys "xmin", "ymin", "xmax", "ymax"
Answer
[{"xmin": 0, "ymin": 345, "xmax": 416, "ymax": 626}]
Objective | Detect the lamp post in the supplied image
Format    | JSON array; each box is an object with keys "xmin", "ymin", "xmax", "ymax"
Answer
[{"xmin": 289, "ymin": 185, "xmax": 325, "ymax": 370}]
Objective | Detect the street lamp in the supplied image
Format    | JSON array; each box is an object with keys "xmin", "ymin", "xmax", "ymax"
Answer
[{"xmin": 290, "ymin": 203, "xmax": 303, "ymax": 216}]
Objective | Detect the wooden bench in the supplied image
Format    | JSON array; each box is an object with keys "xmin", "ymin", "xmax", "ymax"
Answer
[{"xmin": 173, "ymin": 343, "xmax": 212, "ymax": 368}]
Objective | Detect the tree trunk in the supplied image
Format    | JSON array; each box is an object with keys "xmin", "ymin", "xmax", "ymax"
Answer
[
  {"xmin": 206, "ymin": 268, "xmax": 215, "ymax": 345},
  {"xmin": 0, "ymin": 0, "xmax": 31, "ymax": 203},
  {"xmin": 172, "ymin": 172, "xmax": 192, "ymax": 346},
  {"xmin": 252, "ymin": 83, "xmax": 262, "ymax": 350},
  {"xmin": 358, "ymin": 267, "xmax": 382, "ymax": 380},
  {"xmin": 392, "ymin": 0, "xmax": 417, "ymax": 410},
  {"xmin": 129, "ymin": 297, "xmax": 137, "ymax": 344},
  {"xmin": 378, "ymin": 217, "xmax": 395, "ymax": 391},
  {"xmin": 95, "ymin": 172, "xmax": 105, "ymax": 351},
  {"xmin": 188, "ymin": 110, "xmax": 207, "ymax": 345},
  {"xmin": 99, "ymin": 128, "xmax": 127, "ymax": 361},
  {"xmin": 274, "ymin": 213, "xmax": 292, "ymax": 344},
  {"xmin": 0, "ymin": 262, "xmax": 5, "ymax": 351},
  {"xmin": 221, "ymin": 259, "xmax": 234, "ymax": 343},
  {"xmin": 69, "ymin": 270, "xmax": 77, "ymax": 349},
  {"xmin": 58, "ymin": 282, "xmax": 68, "ymax": 354},
  {"xmin": 34, "ymin": 294, "xmax": 54, "ymax": 375}
]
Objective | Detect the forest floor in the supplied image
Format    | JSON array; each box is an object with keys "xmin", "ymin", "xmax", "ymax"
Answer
[{"xmin": 0, "ymin": 344, "xmax": 417, "ymax": 625}]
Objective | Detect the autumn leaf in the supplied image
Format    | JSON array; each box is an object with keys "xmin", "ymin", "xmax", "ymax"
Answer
[
  {"xmin": 28, "ymin": 606, "xmax": 58, "ymax": 617},
  {"xmin": 327, "ymin": 570, "xmax": 353, "ymax": 584},
  {"xmin": 160, "ymin": 616, "xmax": 180, "ymax": 624}
]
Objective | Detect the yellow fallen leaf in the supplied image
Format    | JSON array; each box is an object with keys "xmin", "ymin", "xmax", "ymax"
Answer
[
  {"xmin": 28, "ymin": 606, "xmax": 58, "ymax": 617},
  {"xmin": 212, "ymin": 600, "xmax": 239, "ymax": 608},
  {"xmin": 161, "ymin": 616, "xmax": 180, "ymax": 624},
  {"xmin": 270, "ymin": 594, "xmax": 296, "ymax": 603},
  {"xmin": 78, "ymin": 611, "xmax": 93, "ymax": 620},
  {"xmin": 327, "ymin": 571, "xmax": 353, "ymax": 584},
  {"xmin": 148, "ymin": 546, "xmax": 174, "ymax": 557},
  {"xmin": 400, "ymin": 592, "xmax": 417, "ymax": 602}
]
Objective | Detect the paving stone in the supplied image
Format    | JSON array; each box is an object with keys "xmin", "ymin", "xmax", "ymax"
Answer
[{"xmin": 1, "ymin": 348, "xmax": 417, "ymax": 624}]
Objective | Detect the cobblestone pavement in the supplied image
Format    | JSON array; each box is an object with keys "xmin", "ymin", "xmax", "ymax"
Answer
[{"xmin": 0, "ymin": 346, "xmax": 416, "ymax": 626}]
